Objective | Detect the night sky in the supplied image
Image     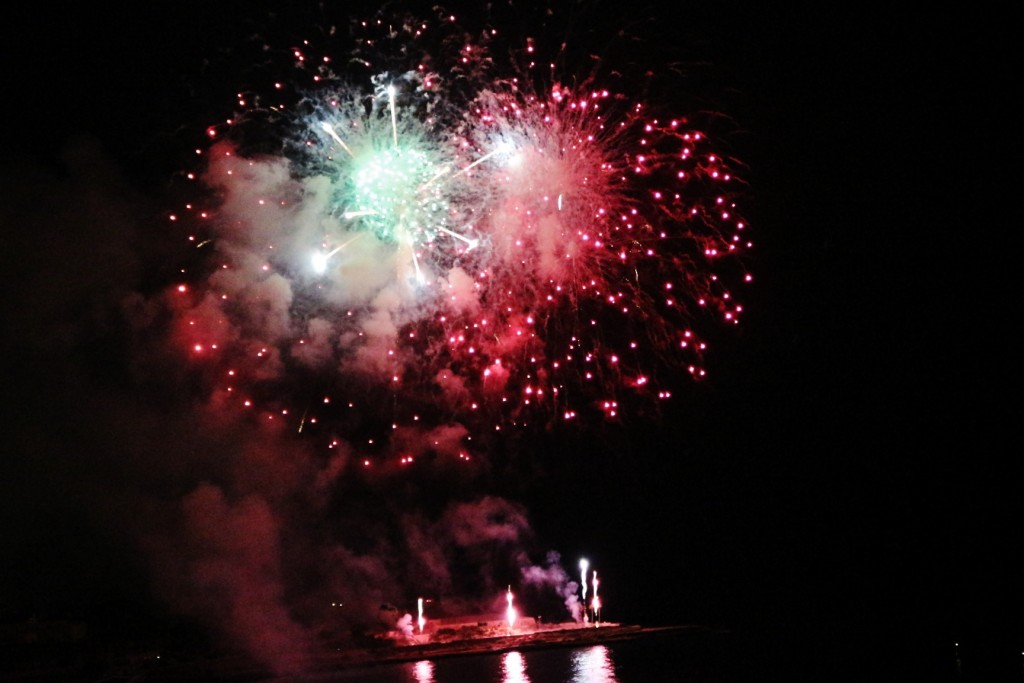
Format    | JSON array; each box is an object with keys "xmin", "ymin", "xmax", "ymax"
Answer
[{"xmin": 2, "ymin": 2, "xmax": 1018, "ymax": 679}]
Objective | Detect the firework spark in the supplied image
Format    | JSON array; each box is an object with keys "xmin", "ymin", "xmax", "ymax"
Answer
[{"xmin": 169, "ymin": 9, "xmax": 751, "ymax": 460}]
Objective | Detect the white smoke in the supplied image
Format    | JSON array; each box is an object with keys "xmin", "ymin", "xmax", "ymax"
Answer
[{"xmin": 520, "ymin": 550, "xmax": 584, "ymax": 623}]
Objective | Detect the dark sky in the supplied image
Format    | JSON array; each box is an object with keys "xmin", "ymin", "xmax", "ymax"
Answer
[{"xmin": 2, "ymin": 2, "xmax": 1018, "ymax": 678}]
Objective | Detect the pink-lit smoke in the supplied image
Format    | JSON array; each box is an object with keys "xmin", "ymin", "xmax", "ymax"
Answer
[{"xmin": 4, "ymin": 6, "xmax": 748, "ymax": 676}]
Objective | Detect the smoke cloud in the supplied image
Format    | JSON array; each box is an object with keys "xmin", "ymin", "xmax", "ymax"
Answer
[{"xmin": 1, "ymin": 136, "xmax": 585, "ymax": 677}]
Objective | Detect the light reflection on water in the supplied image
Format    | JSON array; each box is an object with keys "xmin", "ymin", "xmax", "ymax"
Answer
[
  {"xmin": 501, "ymin": 651, "xmax": 531, "ymax": 683},
  {"xmin": 398, "ymin": 645, "xmax": 617, "ymax": 683},
  {"xmin": 274, "ymin": 631, "xmax": 745, "ymax": 682},
  {"xmin": 412, "ymin": 659, "xmax": 435, "ymax": 683},
  {"xmin": 571, "ymin": 645, "xmax": 617, "ymax": 683}
]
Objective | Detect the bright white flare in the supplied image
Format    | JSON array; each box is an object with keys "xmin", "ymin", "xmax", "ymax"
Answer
[{"xmin": 506, "ymin": 586, "xmax": 517, "ymax": 628}]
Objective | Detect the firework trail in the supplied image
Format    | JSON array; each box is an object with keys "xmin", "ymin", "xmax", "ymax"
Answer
[{"xmin": 581, "ymin": 557, "xmax": 589, "ymax": 606}]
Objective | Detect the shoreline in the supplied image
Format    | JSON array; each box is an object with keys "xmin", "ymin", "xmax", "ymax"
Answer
[
  {"xmin": 0, "ymin": 623, "xmax": 717, "ymax": 681},
  {"xmin": 320, "ymin": 623, "xmax": 714, "ymax": 668},
  {"xmin": 173, "ymin": 623, "xmax": 716, "ymax": 679}
]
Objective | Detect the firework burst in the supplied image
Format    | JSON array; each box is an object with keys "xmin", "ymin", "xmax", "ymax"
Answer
[{"xmin": 168, "ymin": 8, "xmax": 752, "ymax": 459}]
